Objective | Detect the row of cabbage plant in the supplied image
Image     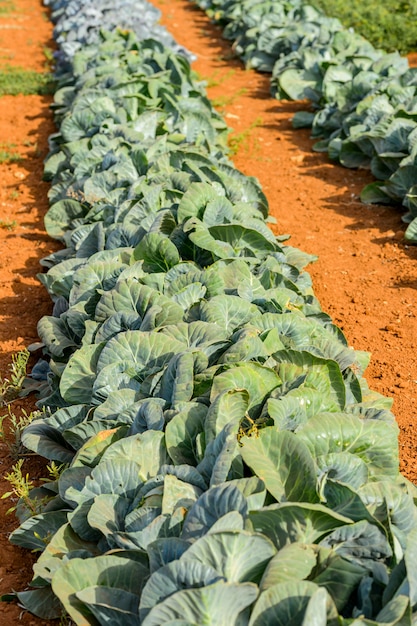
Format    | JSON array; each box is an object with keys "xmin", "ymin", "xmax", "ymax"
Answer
[
  {"xmin": 6, "ymin": 0, "xmax": 417, "ymax": 624},
  {"xmin": 189, "ymin": 0, "xmax": 417, "ymax": 242},
  {"xmin": 44, "ymin": 0, "xmax": 193, "ymax": 74}
]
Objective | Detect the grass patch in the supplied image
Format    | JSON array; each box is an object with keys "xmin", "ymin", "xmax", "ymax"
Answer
[
  {"xmin": 0, "ymin": 0, "xmax": 17, "ymax": 16},
  {"xmin": 212, "ymin": 87, "xmax": 248, "ymax": 111},
  {"xmin": 200, "ymin": 68, "xmax": 237, "ymax": 88},
  {"xmin": 310, "ymin": 0, "xmax": 417, "ymax": 54},
  {"xmin": 228, "ymin": 116, "xmax": 263, "ymax": 156},
  {"xmin": 0, "ymin": 142, "xmax": 21, "ymax": 163},
  {"xmin": 0, "ymin": 350, "xmax": 29, "ymax": 405},
  {"xmin": 2, "ymin": 457, "xmax": 63, "ymax": 514},
  {"xmin": 0, "ymin": 65, "xmax": 54, "ymax": 96},
  {"xmin": 0, "ymin": 151, "xmax": 19, "ymax": 162},
  {"xmin": 0, "ymin": 219, "xmax": 17, "ymax": 229}
]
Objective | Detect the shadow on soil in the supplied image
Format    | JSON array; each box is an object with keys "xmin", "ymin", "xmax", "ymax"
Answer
[
  {"xmin": 245, "ymin": 96, "xmax": 417, "ymax": 267},
  {"xmin": 0, "ymin": 95, "xmax": 58, "ymax": 369}
]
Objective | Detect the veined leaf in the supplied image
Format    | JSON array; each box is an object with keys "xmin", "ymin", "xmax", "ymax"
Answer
[
  {"xmin": 181, "ymin": 529, "xmax": 276, "ymax": 583},
  {"xmin": 250, "ymin": 502, "xmax": 353, "ymax": 549},
  {"xmin": 52, "ymin": 553, "xmax": 149, "ymax": 625},
  {"xmin": 165, "ymin": 402, "xmax": 208, "ymax": 466},
  {"xmin": 96, "ymin": 330, "xmax": 184, "ymax": 379},
  {"xmin": 249, "ymin": 580, "xmax": 324, "ymax": 626},
  {"xmin": 177, "ymin": 181, "xmax": 227, "ymax": 223},
  {"xmin": 205, "ymin": 389, "xmax": 249, "ymax": 444},
  {"xmin": 181, "ymin": 483, "xmax": 248, "ymax": 541},
  {"xmin": 132, "ymin": 232, "xmax": 180, "ymax": 272},
  {"xmin": 260, "ymin": 543, "xmax": 317, "ymax": 590},
  {"xmin": 199, "ymin": 294, "xmax": 259, "ymax": 333},
  {"xmin": 139, "ymin": 560, "xmax": 224, "ymax": 620},
  {"xmin": 297, "ymin": 413, "xmax": 399, "ymax": 479},
  {"xmin": 211, "ymin": 362, "xmax": 281, "ymax": 418},
  {"xmin": 142, "ymin": 581, "xmax": 258, "ymax": 626},
  {"xmin": 10, "ymin": 511, "xmax": 69, "ymax": 551},
  {"xmin": 76, "ymin": 586, "xmax": 141, "ymax": 626},
  {"xmin": 240, "ymin": 429, "xmax": 318, "ymax": 503},
  {"xmin": 60, "ymin": 342, "xmax": 104, "ymax": 404},
  {"xmin": 16, "ymin": 587, "xmax": 63, "ymax": 621}
]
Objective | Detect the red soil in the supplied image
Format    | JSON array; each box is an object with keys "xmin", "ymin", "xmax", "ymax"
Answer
[{"xmin": 0, "ymin": 1, "xmax": 58, "ymax": 623}]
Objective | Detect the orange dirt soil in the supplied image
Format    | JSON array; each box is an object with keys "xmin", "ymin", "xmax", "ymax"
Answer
[
  {"xmin": 0, "ymin": 1, "xmax": 58, "ymax": 623},
  {"xmin": 0, "ymin": 0, "xmax": 415, "ymax": 622}
]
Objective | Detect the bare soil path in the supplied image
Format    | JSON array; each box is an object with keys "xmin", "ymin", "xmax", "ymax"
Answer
[{"xmin": 0, "ymin": 1, "xmax": 57, "ymax": 623}]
